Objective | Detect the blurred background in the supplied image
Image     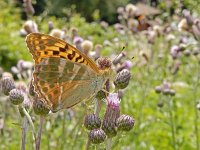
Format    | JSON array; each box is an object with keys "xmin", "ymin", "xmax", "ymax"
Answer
[{"xmin": 0, "ymin": 0, "xmax": 200, "ymax": 150}]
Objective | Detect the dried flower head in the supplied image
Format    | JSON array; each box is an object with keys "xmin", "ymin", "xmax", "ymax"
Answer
[
  {"xmin": 84, "ymin": 114, "xmax": 101, "ymax": 130},
  {"xmin": 88, "ymin": 129, "xmax": 106, "ymax": 144}
]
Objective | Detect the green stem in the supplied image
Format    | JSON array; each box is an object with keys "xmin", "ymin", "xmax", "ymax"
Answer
[
  {"xmin": 166, "ymin": 96, "xmax": 177, "ymax": 150},
  {"xmin": 61, "ymin": 111, "xmax": 67, "ymax": 149},
  {"xmin": 193, "ymin": 62, "xmax": 200, "ymax": 150},
  {"xmin": 105, "ymin": 138, "xmax": 112, "ymax": 150},
  {"xmin": 21, "ymin": 106, "xmax": 36, "ymax": 142},
  {"xmin": 35, "ymin": 115, "xmax": 45, "ymax": 150},
  {"xmin": 21, "ymin": 117, "xmax": 28, "ymax": 150}
]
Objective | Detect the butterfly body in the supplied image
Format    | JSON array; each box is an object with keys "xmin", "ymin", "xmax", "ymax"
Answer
[{"xmin": 26, "ymin": 33, "xmax": 112, "ymax": 112}]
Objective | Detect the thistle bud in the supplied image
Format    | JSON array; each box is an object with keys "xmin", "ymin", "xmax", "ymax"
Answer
[
  {"xmin": 33, "ymin": 99, "xmax": 50, "ymax": 115},
  {"xmin": 117, "ymin": 114, "xmax": 135, "ymax": 131},
  {"xmin": 157, "ymin": 101, "xmax": 164, "ymax": 108},
  {"xmin": 9, "ymin": 89, "xmax": 24, "ymax": 105},
  {"xmin": 169, "ymin": 89, "xmax": 176, "ymax": 96},
  {"xmin": 1, "ymin": 77, "xmax": 15, "ymax": 95},
  {"xmin": 114, "ymin": 69, "xmax": 131, "ymax": 89},
  {"xmin": 197, "ymin": 103, "xmax": 200, "ymax": 111},
  {"xmin": 88, "ymin": 129, "xmax": 106, "ymax": 144},
  {"xmin": 29, "ymin": 80, "xmax": 35, "ymax": 96},
  {"xmin": 193, "ymin": 47, "xmax": 199, "ymax": 56},
  {"xmin": 96, "ymin": 90, "xmax": 106, "ymax": 100},
  {"xmin": 183, "ymin": 49, "xmax": 191, "ymax": 57},
  {"xmin": 97, "ymin": 57, "xmax": 112, "ymax": 70},
  {"xmin": 155, "ymin": 86, "xmax": 162, "ymax": 94},
  {"xmin": 84, "ymin": 114, "xmax": 101, "ymax": 130},
  {"xmin": 162, "ymin": 88, "xmax": 171, "ymax": 95},
  {"xmin": 48, "ymin": 21, "xmax": 54, "ymax": 32},
  {"xmin": 102, "ymin": 93, "xmax": 120, "ymax": 137}
]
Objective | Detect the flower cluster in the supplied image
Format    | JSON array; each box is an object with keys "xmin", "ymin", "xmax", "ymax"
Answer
[{"xmin": 84, "ymin": 93, "xmax": 135, "ymax": 144}]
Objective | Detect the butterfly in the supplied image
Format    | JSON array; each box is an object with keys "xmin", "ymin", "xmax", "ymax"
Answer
[{"xmin": 26, "ymin": 33, "xmax": 113, "ymax": 112}]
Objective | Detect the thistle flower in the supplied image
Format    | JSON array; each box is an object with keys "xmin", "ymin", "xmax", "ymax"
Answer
[
  {"xmin": 170, "ymin": 45, "xmax": 180, "ymax": 59},
  {"xmin": 1, "ymin": 77, "xmax": 15, "ymax": 95},
  {"xmin": 81, "ymin": 40, "xmax": 93, "ymax": 55},
  {"xmin": 88, "ymin": 129, "xmax": 106, "ymax": 144},
  {"xmin": 48, "ymin": 21, "xmax": 54, "ymax": 32},
  {"xmin": 90, "ymin": 44, "xmax": 102, "ymax": 60},
  {"xmin": 117, "ymin": 114, "xmax": 135, "ymax": 131},
  {"xmin": 100, "ymin": 21, "xmax": 108, "ymax": 29},
  {"xmin": 23, "ymin": 20, "xmax": 38, "ymax": 34},
  {"xmin": 102, "ymin": 93, "xmax": 120, "ymax": 137},
  {"xmin": 50, "ymin": 29, "xmax": 65, "ymax": 39},
  {"xmin": 117, "ymin": 7, "xmax": 124, "ymax": 15},
  {"xmin": 125, "ymin": 4, "xmax": 138, "ymax": 17},
  {"xmin": 23, "ymin": 0, "xmax": 35, "ymax": 16},
  {"xmin": 33, "ymin": 99, "xmax": 50, "ymax": 115},
  {"xmin": 178, "ymin": 19, "xmax": 189, "ymax": 31},
  {"xmin": 114, "ymin": 69, "xmax": 131, "ymax": 89},
  {"xmin": 9, "ymin": 89, "xmax": 24, "ymax": 105},
  {"xmin": 84, "ymin": 114, "xmax": 101, "ymax": 130}
]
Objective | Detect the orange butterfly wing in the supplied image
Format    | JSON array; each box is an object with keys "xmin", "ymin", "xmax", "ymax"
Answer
[{"xmin": 26, "ymin": 33, "xmax": 103, "ymax": 111}]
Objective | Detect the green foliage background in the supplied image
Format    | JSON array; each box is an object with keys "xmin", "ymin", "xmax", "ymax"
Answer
[{"xmin": 0, "ymin": 0, "xmax": 200, "ymax": 150}]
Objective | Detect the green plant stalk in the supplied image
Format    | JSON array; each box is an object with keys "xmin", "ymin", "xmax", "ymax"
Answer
[
  {"xmin": 61, "ymin": 110, "xmax": 67, "ymax": 150},
  {"xmin": 193, "ymin": 62, "xmax": 200, "ymax": 150},
  {"xmin": 21, "ymin": 106, "xmax": 36, "ymax": 143},
  {"xmin": 166, "ymin": 95, "xmax": 177, "ymax": 150},
  {"xmin": 105, "ymin": 138, "xmax": 112, "ymax": 150},
  {"xmin": 35, "ymin": 115, "xmax": 45, "ymax": 150},
  {"xmin": 85, "ymin": 98, "xmax": 102, "ymax": 150},
  {"xmin": 21, "ymin": 117, "xmax": 28, "ymax": 150}
]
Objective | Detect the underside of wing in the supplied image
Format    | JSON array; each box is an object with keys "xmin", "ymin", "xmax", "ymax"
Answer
[
  {"xmin": 25, "ymin": 32, "xmax": 100, "ymax": 73},
  {"xmin": 33, "ymin": 57, "xmax": 98, "ymax": 111}
]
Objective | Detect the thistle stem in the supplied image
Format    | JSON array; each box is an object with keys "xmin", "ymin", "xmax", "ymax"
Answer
[
  {"xmin": 21, "ymin": 117, "xmax": 28, "ymax": 150},
  {"xmin": 105, "ymin": 138, "xmax": 112, "ymax": 150},
  {"xmin": 35, "ymin": 115, "xmax": 45, "ymax": 150},
  {"xmin": 21, "ymin": 107, "xmax": 36, "ymax": 142}
]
